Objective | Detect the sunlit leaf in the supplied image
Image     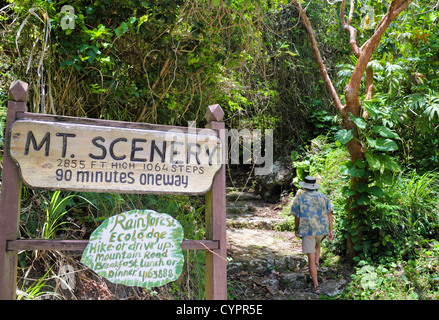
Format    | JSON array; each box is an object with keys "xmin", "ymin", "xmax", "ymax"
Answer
[
  {"xmin": 365, "ymin": 151, "xmax": 381, "ymax": 171},
  {"xmin": 374, "ymin": 138, "xmax": 398, "ymax": 152},
  {"xmin": 335, "ymin": 129, "xmax": 354, "ymax": 144},
  {"xmin": 372, "ymin": 126, "xmax": 399, "ymax": 139}
]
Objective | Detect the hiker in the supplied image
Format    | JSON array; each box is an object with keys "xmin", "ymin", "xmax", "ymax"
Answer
[{"xmin": 291, "ymin": 176, "xmax": 333, "ymax": 295}]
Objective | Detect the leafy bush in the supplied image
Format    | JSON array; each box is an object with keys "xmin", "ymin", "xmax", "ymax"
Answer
[
  {"xmin": 291, "ymin": 133, "xmax": 439, "ymax": 265},
  {"xmin": 333, "ymin": 170, "xmax": 439, "ymax": 265},
  {"xmin": 367, "ymin": 171, "xmax": 439, "ymax": 260},
  {"xmin": 342, "ymin": 241, "xmax": 439, "ymax": 300}
]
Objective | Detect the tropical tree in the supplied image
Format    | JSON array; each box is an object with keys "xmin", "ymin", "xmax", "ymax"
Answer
[{"xmin": 291, "ymin": 0, "xmax": 415, "ymax": 259}]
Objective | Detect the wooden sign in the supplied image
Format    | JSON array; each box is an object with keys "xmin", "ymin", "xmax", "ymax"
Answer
[
  {"xmin": 80, "ymin": 209, "xmax": 184, "ymax": 288},
  {"xmin": 8, "ymin": 120, "xmax": 222, "ymax": 194},
  {"xmin": 1, "ymin": 79, "xmax": 227, "ymax": 301}
]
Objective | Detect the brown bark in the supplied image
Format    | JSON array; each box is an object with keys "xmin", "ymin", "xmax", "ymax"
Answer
[
  {"xmin": 340, "ymin": 0, "xmax": 361, "ymax": 58},
  {"xmin": 292, "ymin": 1, "xmax": 344, "ymax": 115},
  {"xmin": 292, "ymin": 0, "xmax": 414, "ymax": 260},
  {"xmin": 346, "ymin": 0, "xmax": 413, "ymax": 108},
  {"xmin": 363, "ymin": 65, "xmax": 374, "ymax": 120}
]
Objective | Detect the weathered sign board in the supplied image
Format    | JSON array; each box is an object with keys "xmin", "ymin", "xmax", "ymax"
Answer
[
  {"xmin": 81, "ymin": 209, "xmax": 184, "ymax": 289},
  {"xmin": 1, "ymin": 80, "xmax": 227, "ymax": 300},
  {"xmin": 8, "ymin": 120, "xmax": 222, "ymax": 194}
]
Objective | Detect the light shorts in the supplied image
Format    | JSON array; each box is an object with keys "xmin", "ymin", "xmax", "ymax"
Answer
[{"xmin": 302, "ymin": 235, "xmax": 325, "ymax": 254}]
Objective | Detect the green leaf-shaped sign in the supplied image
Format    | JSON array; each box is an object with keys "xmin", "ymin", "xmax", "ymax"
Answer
[{"xmin": 81, "ymin": 209, "xmax": 184, "ymax": 289}]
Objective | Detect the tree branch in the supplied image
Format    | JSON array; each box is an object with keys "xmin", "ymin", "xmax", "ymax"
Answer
[
  {"xmin": 292, "ymin": 0, "xmax": 344, "ymax": 114},
  {"xmin": 293, "ymin": 0, "xmax": 413, "ymax": 119},
  {"xmin": 340, "ymin": 0, "xmax": 361, "ymax": 58},
  {"xmin": 346, "ymin": 0, "xmax": 414, "ymax": 114},
  {"xmin": 362, "ymin": 65, "xmax": 374, "ymax": 120}
]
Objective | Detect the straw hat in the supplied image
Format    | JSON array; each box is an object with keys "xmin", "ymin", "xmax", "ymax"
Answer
[{"xmin": 298, "ymin": 176, "xmax": 320, "ymax": 190}]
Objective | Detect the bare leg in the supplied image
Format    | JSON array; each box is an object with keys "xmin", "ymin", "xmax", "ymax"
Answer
[
  {"xmin": 307, "ymin": 252, "xmax": 318, "ymax": 290},
  {"xmin": 315, "ymin": 244, "xmax": 321, "ymax": 268}
]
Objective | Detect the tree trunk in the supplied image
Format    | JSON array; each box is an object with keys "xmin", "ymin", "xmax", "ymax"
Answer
[{"xmin": 292, "ymin": 0, "xmax": 414, "ymax": 260}]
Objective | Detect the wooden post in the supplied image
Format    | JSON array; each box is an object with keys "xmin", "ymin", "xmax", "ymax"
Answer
[
  {"xmin": 205, "ymin": 104, "xmax": 227, "ymax": 300},
  {"xmin": 0, "ymin": 80, "xmax": 28, "ymax": 300}
]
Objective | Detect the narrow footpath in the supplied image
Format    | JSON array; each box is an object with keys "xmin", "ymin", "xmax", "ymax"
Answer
[{"xmin": 226, "ymin": 188, "xmax": 350, "ymax": 300}]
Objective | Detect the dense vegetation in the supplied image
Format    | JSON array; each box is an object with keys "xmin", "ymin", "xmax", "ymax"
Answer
[{"xmin": 1, "ymin": 0, "xmax": 438, "ymax": 299}]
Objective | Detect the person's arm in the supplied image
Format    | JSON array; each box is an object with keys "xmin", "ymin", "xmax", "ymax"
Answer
[
  {"xmin": 294, "ymin": 217, "xmax": 300, "ymax": 238},
  {"xmin": 291, "ymin": 197, "xmax": 300, "ymax": 237},
  {"xmin": 327, "ymin": 211, "xmax": 333, "ymax": 241}
]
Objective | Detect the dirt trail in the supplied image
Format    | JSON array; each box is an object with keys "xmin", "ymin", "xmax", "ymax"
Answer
[{"xmin": 225, "ymin": 188, "xmax": 350, "ymax": 300}]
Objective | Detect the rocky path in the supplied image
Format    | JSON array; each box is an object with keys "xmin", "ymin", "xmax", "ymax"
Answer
[{"xmin": 225, "ymin": 188, "xmax": 349, "ymax": 300}]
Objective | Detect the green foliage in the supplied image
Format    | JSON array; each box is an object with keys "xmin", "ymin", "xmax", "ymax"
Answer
[
  {"xmin": 342, "ymin": 241, "xmax": 439, "ymax": 300},
  {"xmin": 362, "ymin": 91, "xmax": 439, "ymax": 171},
  {"xmin": 41, "ymin": 191, "xmax": 94, "ymax": 239},
  {"xmin": 333, "ymin": 111, "xmax": 401, "ymax": 213},
  {"xmin": 332, "ymin": 13, "xmax": 439, "ymax": 256},
  {"xmin": 379, "ymin": 172, "xmax": 439, "ymax": 248},
  {"xmin": 3, "ymin": 0, "xmax": 439, "ymax": 300},
  {"xmin": 0, "ymin": 0, "xmax": 348, "ymax": 160},
  {"xmin": 335, "ymin": 170, "xmax": 439, "ymax": 264},
  {"xmin": 17, "ymin": 266, "xmax": 60, "ymax": 300},
  {"xmin": 293, "ymin": 131, "xmax": 439, "ymax": 264},
  {"xmin": 76, "ymin": 192, "xmax": 206, "ymax": 241},
  {"xmin": 291, "ymin": 135, "xmax": 350, "ymax": 219},
  {"xmin": 41, "ymin": 191, "xmax": 76, "ymax": 240},
  {"xmin": 292, "ymin": 135, "xmax": 346, "ymax": 187}
]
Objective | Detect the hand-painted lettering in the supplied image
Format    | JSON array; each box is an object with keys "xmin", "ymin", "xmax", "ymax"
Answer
[
  {"xmin": 109, "ymin": 137, "xmax": 127, "ymax": 161},
  {"xmin": 55, "ymin": 132, "xmax": 76, "ymax": 158},
  {"xmin": 150, "ymin": 140, "xmax": 166, "ymax": 163},
  {"xmin": 89, "ymin": 136, "xmax": 106, "ymax": 160},
  {"xmin": 25, "ymin": 131, "xmax": 50, "ymax": 156},
  {"xmin": 130, "ymin": 138, "xmax": 147, "ymax": 162}
]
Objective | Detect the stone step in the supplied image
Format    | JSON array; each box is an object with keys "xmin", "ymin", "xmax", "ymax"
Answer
[
  {"xmin": 251, "ymin": 274, "xmax": 348, "ymax": 298},
  {"xmin": 226, "ymin": 191, "xmax": 262, "ymax": 202},
  {"xmin": 227, "ymin": 257, "xmax": 348, "ymax": 297},
  {"xmin": 226, "ymin": 217, "xmax": 287, "ymax": 230},
  {"xmin": 226, "ymin": 190, "xmax": 287, "ymax": 231},
  {"xmin": 224, "ymin": 189, "xmax": 350, "ymax": 298},
  {"xmin": 226, "ymin": 202, "xmax": 258, "ymax": 215},
  {"xmin": 254, "ymin": 272, "xmax": 308, "ymax": 293},
  {"xmin": 227, "ymin": 255, "xmax": 307, "ymax": 275},
  {"xmin": 226, "ymin": 191, "xmax": 264, "ymax": 217}
]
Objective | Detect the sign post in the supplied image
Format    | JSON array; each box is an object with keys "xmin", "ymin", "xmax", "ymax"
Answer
[
  {"xmin": 0, "ymin": 80, "xmax": 227, "ymax": 300},
  {"xmin": 205, "ymin": 105, "xmax": 227, "ymax": 300},
  {"xmin": 0, "ymin": 80, "xmax": 28, "ymax": 300}
]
